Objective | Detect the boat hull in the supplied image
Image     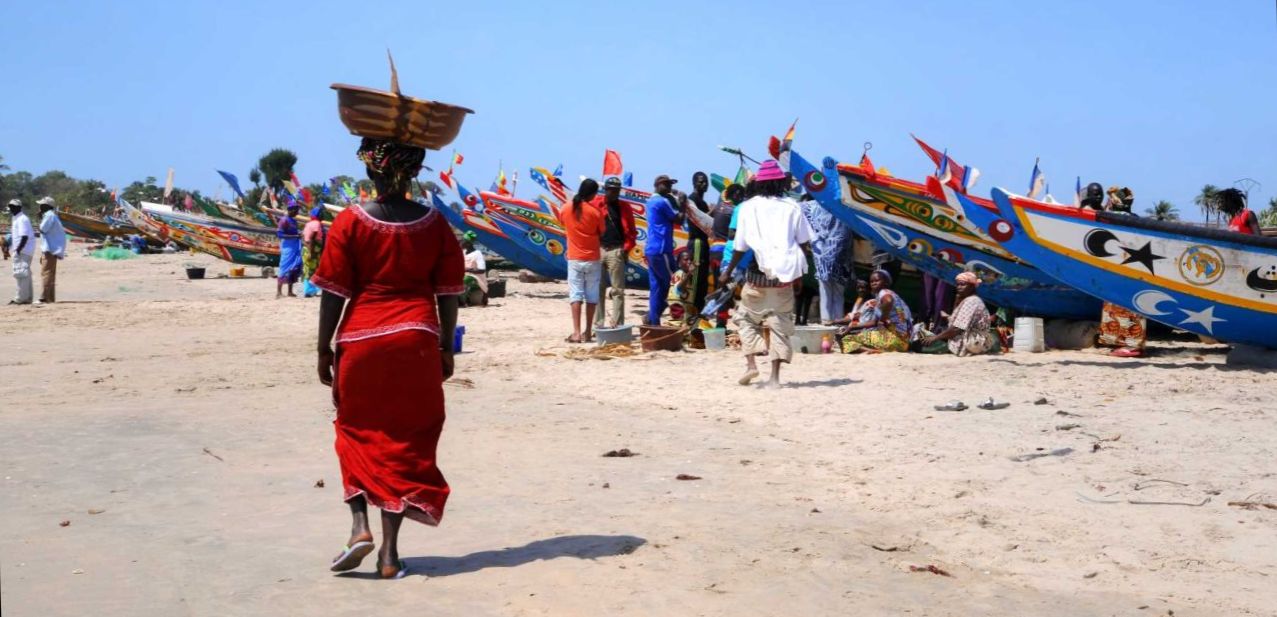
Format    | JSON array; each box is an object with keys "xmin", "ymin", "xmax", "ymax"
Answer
[
  {"xmin": 789, "ymin": 151, "xmax": 1101, "ymax": 320},
  {"xmin": 977, "ymin": 188, "xmax": 1277, "ymax": 348},
  {"xmin": 432, "ymin": 193, "xmax": 565, "ymax": 279}
]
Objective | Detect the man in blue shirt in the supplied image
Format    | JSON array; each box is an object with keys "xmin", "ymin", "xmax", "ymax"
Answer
[{"xmin": 643, "ymin": 174, "xmax": 682, "ymax": 325}]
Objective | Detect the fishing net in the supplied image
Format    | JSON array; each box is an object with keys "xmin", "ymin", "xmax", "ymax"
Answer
[{"xmin": 90, "ymin": 247, "xmax": 136, "ymax": 260}]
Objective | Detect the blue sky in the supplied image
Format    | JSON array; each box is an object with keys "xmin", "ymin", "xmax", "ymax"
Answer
[{"xmin": 2, "ymin": 1, "xmax": 1274, "ymax": 217}]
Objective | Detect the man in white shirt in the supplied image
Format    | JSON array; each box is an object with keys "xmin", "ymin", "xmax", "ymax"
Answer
[
  {"xmin": 37, "ymin": 196, "xmax": 67, "ymax": 303},
  {"xmin": 719, "ymin": 160, "xmax": 814, "ymax": 389},
  {"xmin": 7, "ymin": 199, "xmax": 36, "ymax": 305}
]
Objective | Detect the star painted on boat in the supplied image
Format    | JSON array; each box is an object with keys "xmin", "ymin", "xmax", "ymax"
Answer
[
  {"xmin": 1120, "ymin": 241, "xmax": 1165, "ymax": 274},
  {"xmin": 1178, "ymin": 305, "xmax": 1225, "ymax": 334}
]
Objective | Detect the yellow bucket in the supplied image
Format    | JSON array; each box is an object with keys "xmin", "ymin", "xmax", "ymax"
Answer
[{"xmin": 229, "ymin": 266, "xmax": 246, "ymax": 278}]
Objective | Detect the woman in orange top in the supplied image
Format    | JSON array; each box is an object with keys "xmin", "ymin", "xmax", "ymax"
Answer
[
  {"xmin": 558, "ymin": 178, "xmax": 606, "ymax": 342},
  {"xmin": 1218, "ymin": 188, "xmax": 1261, "ymax": 235}
]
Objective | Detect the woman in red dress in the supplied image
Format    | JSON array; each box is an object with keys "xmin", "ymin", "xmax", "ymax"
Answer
[{"xmin": 313, "ymin": 138, "xmax": 464, "ymax": 579}]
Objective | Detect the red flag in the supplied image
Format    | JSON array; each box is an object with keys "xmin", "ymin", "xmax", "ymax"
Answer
[
  {"xmin": 767, "ymin": 135, "xmax": 782, "ymax": 160},
  {"xmin": 439, "ymin": 170, "xmax": 454, "ymax": 189},
  {"xmin": 602, "ymin": 149, "xmax": 623, "ymax": 176},
  {"xmin": 453, "ymin": 152, "xmax": 464, "ymax": 166},
  {"xmin": 860, "ymin": 153, "xmax": 876, "ymax": 178},
  {"xmin": 301, "ymin": 187, "xmax": 313, "ymax": 205}
]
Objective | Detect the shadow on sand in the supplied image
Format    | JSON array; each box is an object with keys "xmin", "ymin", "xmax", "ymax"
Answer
[{"xmin": 337, "ymin": 534, "xmax": 646, "ymax": 579}]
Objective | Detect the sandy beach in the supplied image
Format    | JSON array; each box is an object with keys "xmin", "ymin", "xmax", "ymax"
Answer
[{"xmin": 1, "ymin": 247, "xmax": 1275, "ymax": 616}]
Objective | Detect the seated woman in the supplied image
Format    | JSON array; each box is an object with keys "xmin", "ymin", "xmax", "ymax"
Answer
[
  {"xmin": 666, "ymin": 249, "xmax": 695, "ymax": 326},
  {"xmin": 838, "ymin": 269, "xmax": 912, "ymax": 353},
  {"xmin": 461, "ymin": 234, "xmax": 488, "ymax": 307},
  {"xmin": 830, "ymin": 278, "xmax": 871, "ymax": 327},
  {"xmin": 917, "ymin": 271, "xmax": 996, "ymax": 355}
]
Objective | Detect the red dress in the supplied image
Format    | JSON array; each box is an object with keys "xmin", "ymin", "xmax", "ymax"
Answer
[{"xmin": 312, "ymin": 204, "xmax": 464, "ymax": 525}]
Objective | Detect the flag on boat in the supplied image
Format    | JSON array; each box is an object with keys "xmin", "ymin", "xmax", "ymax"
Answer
[
  {"xmin": 778, "ymin": 119, "xmax": 798, "ymax": 169},
  {"xmin": 530, "ymin": 167, "xmax": 567, "ymax": 203},
  {"xmin": 439, "ymin": 169, "xmax": 454, "ymax": 189},
  {"xmin": 290, "ymin": 172, "xmax": 302, "ymax": 193},
  {"xmin": 217, "ymin": 170, "xmax": 246, "ymax": 199},
  {"xmin": 1027, "ymin": 159, "xmax": 1045, "ymax": 199},
  {"xmin": 1073, "ymin": 176, "xmax": 1082, "ymax": 207},
  {"xmin": 911, "ymin": 135, "xmax": 978, "ymax": 192},
  {"xmin": 552, "ymin": 164, "xmax": 563, "ymax": 178},
  {"xmin": 860, "ymin": 152, "xmax": 876, "ymax": 177},
  {"xmin": 497, "ymin": 168, "xmax": 509, "ymax": 195},
  {"xmin": 453, "ymin": 152, "xmax": 464, "ymax": 166},
  {"xmin": 183, "ymin": 194, "xmax": 194, "ymax": 211},
  {"xmin": 623, "ymin": 171, "xmax": 633, "ymax": 187},
  {"xmin": 163, "ymin": 168, "xmax": 175, "ymax": 199},
  {"xmin": 283, "ymin": 180, "xmax": 299, "ymax": 197},
  {"xmin": 603, "ymin": 149, "xmax": 623, "ymax": 177}
]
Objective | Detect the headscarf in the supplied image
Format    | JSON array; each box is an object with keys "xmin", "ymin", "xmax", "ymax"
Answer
[
  {"xmin": 955, "ymin": 271, "xmax": 980, "ymax": 287},
  {"xmin": 872, "ymin": 268, "xmax": 893, "ymax": 287},
  {"xmin": 462, "ymin": 231, "xmax": 478, "ymax": 244},
  {"xmin": 356, "ymin": 137, "xmax": 426, "ymax": 191},
  {"xmin": 309, "ymin": 206, "xmax": 323, "ymax": 219}
]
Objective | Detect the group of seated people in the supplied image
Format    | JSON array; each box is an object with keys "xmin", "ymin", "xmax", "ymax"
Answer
[{"xmin": 829, "ymin": 269, "xmax": 998, "ymax": 356}]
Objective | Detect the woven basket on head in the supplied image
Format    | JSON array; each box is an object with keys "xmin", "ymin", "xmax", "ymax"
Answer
[{"xmin": 331, "ymin": 51, "xmax": 474, "ymax": 151}]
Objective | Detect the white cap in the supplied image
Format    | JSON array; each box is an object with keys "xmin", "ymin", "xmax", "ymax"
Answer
[
  {"xmin": 36, "ymin": 196, "xmax": 56, "ymax": 206},
  {"xmin": 6, "ymin": 199, "xmax": 21, "ymax": 208}
]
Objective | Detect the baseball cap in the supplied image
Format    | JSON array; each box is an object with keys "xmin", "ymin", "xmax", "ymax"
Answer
[{"xmin": 653, "ymin": 174, "xmax": 678, "ymax": 186}]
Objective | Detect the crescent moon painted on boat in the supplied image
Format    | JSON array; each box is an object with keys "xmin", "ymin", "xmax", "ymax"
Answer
[
  {"xmin": 1246, "ymin": 267, "xmax": 1277, "ymax": 293},
  {"xmin": 965, "ymin": 260, "xmax": 1005, "ymax": 276},
  {"xmin": 1084, "ymin": 229, "xmax": 1120, "ymax": 257},
  {"xmin": 1131, "ymin": 290, "xmax": 1176, "ymax": 316}
]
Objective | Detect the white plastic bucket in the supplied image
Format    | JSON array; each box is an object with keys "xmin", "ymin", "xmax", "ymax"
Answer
[
  {"xmin": 702, "ymin": 327, "xmax": 727, "ymax": 351},
  {"xmin": 1013, "ymin": 317, "xmax": 1046, "ymax": 353},
  {"xmin": 792, "ymin": 325, "xmax": 839, "ymax": 354},
  {"xmin": 595, "ymin": 325, "xmax": 634, "ymax": 346}
]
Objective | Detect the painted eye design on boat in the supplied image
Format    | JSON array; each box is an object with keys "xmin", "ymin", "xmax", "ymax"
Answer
[
  {"xmin": 907, "ymin": 238, "xmax": 933, "ymax": 255},
  {"xmin": 936, "ymin": 248, "xmax": 962, "ymax": 263},
  {"xmin": 988, "ymin": 219, "xmax": 1014, "ymax": 242},
  {"xmin": 527, "ymin": 229, "xmax": 546, "ymax": 245},
  {"xmin": 463, "ymin": 194, "xmax": 479, "ymax": 207},
  {"xmin": 546, "ymin": 240, "xmax": 564, "ymax": 256},
  {"xmin": 803, "ymin": 171, "xmax": 827, "ymax": 193}
]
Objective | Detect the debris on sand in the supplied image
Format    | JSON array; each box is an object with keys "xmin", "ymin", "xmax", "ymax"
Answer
[
  {"xmin": 602, "ymin": 449, "xmax": 638, "ymax": 458},
  {"xmin": 676, "ymin": 474, "xmax": 702, "ymax": 481},
  {"xmin": 908, "ymin": 564, "xmax": 952, "ymax": 577}
]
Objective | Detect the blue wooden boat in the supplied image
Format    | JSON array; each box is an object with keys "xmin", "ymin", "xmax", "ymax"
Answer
[
  {"xmin": 960, "ymin": 187, "xmax": 1277, "ymax": 349},
  {"xmin": 788, "ymin": 149, "xmax": 1101, "ymax": 320},
  {"xmin": 431, "ymin": 188, "xmax": 565, "ymax": 279}
]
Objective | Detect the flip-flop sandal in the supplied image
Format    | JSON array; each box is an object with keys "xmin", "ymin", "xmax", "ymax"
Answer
[
  {"xmin": 977, "ymin": 397, "xmax": 1010, "ymax": 410},
  {"xmin": 934, "ymin": 401, "xmax": 968, "ymax": 411},
  {"xmin": 330, "ymin": 540, "xmax": 375, "ymax": 572},
  {"xmin": 738, "ymin": 369, "xmax": 760, "ymax": 386},
  {"xmin": 565, "ymin": 336, "xmax": 583, "ymax": 344},
  {"xmin": 378, "ymin": 559, "xmax": 409, "ymax": 580}
]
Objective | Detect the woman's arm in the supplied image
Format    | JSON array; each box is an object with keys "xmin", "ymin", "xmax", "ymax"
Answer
[
  {"xmin": 436, "ymin": 295, "xmax": 458, "ymax": 381},
  {"xmin": 316, "ymin": 291, "xmax": 346, "ymax": 385}
]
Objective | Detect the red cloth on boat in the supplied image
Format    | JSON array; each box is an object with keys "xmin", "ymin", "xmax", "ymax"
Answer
[{"xmin": 312, "ymin": 204, "xmax": 464, "ymax": 525}]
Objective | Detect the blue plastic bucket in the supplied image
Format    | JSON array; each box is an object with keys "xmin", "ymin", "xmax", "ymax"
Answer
[{"xmin": 453, "ymin": 326, "xmax": 466, "ymax": 353}]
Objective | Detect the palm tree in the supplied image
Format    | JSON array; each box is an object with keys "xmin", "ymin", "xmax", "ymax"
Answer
[
  {"xmin": 1144, "ymin": 200, "xmax": 1179, "ymax": 221},
  {"xmin": 0, "ymin": 154, "xmax": 9, "ymax": 172},
  {"xmin": 248, "ymin": 168, "xmax": 262, "ymax": 188},
  {"xmin": 1193, "ymin": 184, "xmax": 1220, "ymax": 220},
  {"xmin": 256, "ymin": 149, "xmax": 298, "ymax": 192},
  {"xmin": 1260, "ymin": 197, "xmax": 1277, "ymax": 228}
]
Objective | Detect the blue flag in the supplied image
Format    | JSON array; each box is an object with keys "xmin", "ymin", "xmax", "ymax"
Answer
[
  {"xmin": 552, "ymin": 164, "xmax": 563, "ymax": 177},
  {"xmin": 217, "ymin": 170, "xmax": 246, "ymax": 199},
  {"xmin": 623, "ymin": 171, "xmax": 633, "ymax": 187}
]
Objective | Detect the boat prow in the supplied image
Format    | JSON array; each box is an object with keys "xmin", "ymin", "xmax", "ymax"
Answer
[{"xmin": 984, "ymin": 187, "xmax": 1277, "ymax": 349}]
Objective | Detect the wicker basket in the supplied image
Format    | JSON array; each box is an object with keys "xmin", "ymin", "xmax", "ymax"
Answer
[{"xmin": 331, "ymin": 51, "xmax": 473, "ymax": 150}]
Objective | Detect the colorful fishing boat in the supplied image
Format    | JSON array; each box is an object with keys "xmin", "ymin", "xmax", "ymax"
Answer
[
  {"xmin": 958, "ymin": 187, "xmax": 1277, "ymax": 349},
  {"xmin": 787, "ymin": 149, "xmax": 1101, "ymax": 320},
  {"xmin": 59, "ymin": 210, "xmax": 138, "ymax": 240},
  {"xmin": 431, "ymin": 190, "xmax": 565, "ymax": 279},
  {"xmin": 121, "ymin": 200, "xmax": 280, "ymax": 266}
]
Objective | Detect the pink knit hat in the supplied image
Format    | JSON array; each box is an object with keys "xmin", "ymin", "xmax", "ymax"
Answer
[{"xmin": 754, "ymin": 160, "xmax": 787, "ymax": 182}]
